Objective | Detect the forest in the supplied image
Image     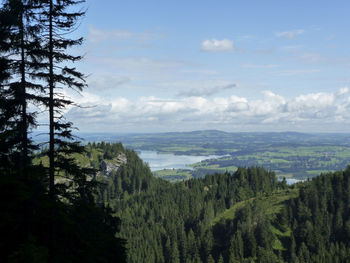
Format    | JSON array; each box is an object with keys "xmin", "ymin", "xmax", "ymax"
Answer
[{"xmin": 93, "ymin": 143, "xmax": 350, "ymax": 263}]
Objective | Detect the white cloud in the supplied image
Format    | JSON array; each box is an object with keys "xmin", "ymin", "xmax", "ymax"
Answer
[
  {"xmin": 88, "ymin": 26, "xmax": 158, "ymax": 43},
  {"xmin": 276, "ymin": 29, "xmax": 305, "ymax": 39},
  {"xmin": 287, "ymin": 92, "xmax": 335, "ymax": 112},
  {"xmin": 64, "ymin": 87, "xmax": 350, "ymax": 132},
  {"xmin": 88, "ymin": 75, "xmax": 130, "ymax": 90},
  {"xmin": 200, "ymin": 39, "xmax": 234, "ymax": 52},
  {"xmin": 177, "ymin": 83, "xmax": 236, "ymax": 97},
  {"xmin": 337, "ymin": 86, "xmax": 349, "ymax": 96}
]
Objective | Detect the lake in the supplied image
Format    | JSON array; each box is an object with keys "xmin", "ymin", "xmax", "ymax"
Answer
[
  {"xmin": 138, "ymin": 150, "xmax": 305, "ymax": 184},
  {"xmin": 285, "ymin": 178, "xmax": 305, "ymax": 185},
  {"xmin": 138, "ymin": 150, "xmax": 223, "ymax": 171}
]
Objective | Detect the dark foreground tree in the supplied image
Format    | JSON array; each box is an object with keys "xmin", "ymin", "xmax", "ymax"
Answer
[
  {"xmin": 34, "ymin": 0, "xmax": 88, "ymax": 201},
  {"xmin": 35, "ymin": 0, "xmax": 96, "ymax": 256},
  {"xmin": 0, "ymin": 1, "xmax": 127, "ymax": 262},
  {"xmin": 0, "ymin": 0, "xmax": 44, "ymax": 176},
  {"xmin": 0, "ymin": 6, "xmax": 14, "ymax": 172}
]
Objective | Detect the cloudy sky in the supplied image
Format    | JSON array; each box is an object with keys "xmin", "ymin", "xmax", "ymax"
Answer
[{"xmin": 62, "ymin": 0, "xmax": 350, "ymax": 133}]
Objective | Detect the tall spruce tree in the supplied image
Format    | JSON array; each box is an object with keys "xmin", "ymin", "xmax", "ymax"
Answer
[
  {"xmin": 33, "ymin": 0, "xmax": 93, "ymax": 259},
  {"xmin": 1, "ymin": 3, "xmax": 47, "ymax": 260},
  {"xmin": 0, "ymin": 6, "xmax": 14, "ymax": 172},
  {"xmin": 34, "ymin": 0, "xmax": 93, "ymax": 200},
  {"xmin": 0, "ymin": 0, "xmax": 44, "ymax": 175}
]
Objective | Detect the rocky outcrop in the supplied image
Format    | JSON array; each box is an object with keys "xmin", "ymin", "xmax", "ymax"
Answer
[{"xmin": 100, "ymin": 153, "xmax": 127, "ymax": 177}]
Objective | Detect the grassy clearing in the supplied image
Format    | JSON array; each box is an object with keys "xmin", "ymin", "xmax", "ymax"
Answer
[
  {"xmin": 153, "ymin": 169, "xmax": 192, "ymax": 182},
  {"xmin": 211, "ymin": 198, "xmax": 255, "ymax": 225},
  {"xmin": 212, "ymin": 188, "xmax": 299, "ymax": 225},
  {"xmin": 306, "ymin": 169, "xmax": 330, "ymax": 175},
  {"xmin": 278, "ymin": 173, "xmax": 293, "ymax": 178},
  {"xmin": 212, "ymin": 188, "xmax": 298, "ymax": 251},
  {"xmin": 34, "ymin": 148, "xmax": 103, "ymax": 168}
]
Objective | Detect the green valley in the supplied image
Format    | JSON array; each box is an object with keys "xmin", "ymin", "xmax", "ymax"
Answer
[{"xmin": 80, "ymin": 131, "xmax": 350, "ymax": 180}]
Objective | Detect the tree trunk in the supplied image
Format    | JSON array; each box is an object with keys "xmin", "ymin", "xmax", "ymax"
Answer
[
  {"xmin": 48, "ymin": 0, "xmax": 56, "ymax": 260},
  {"xmin": 49, "ymin": 0, "xmax": 54, "ymax": 199},
  {"xmin": 20, "ymin": 7, "xmax": 27, "ymax": 177}
]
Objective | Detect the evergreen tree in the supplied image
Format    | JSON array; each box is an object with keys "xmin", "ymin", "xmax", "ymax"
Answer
[
  {"xmin": 228, "ymin": 236, "xmax": 240, "ymax": 263},
  {"xmin": 33, "ymin": 0, "xmax": 89, "ymax": 199},
  {"xmin": 32, "ymin": 1, "xmax": 94, "ymax": 258},
  {"xmin": 0, "ymin": 6, "xmax": 14, "ymax": 172},
  {"xmin": 0, "ymin": 0, "xmax": 44, "ymax": 174},
  {"xmin": 0, "ymin": 2, "xmax": 127, "ymax": 262},
  {"xmin": 207, "ymin": 254, "xmax": 215, "ymax": 263},
  {"xmin": 170, "ymin": 240, "xmax": 180, "ymax": 263},
  {"xmin": 217, "ymin": 254, "xmax": 224, "ymax": 263}
]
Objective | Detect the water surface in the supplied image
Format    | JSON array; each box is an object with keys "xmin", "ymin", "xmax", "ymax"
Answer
[{"xmin": 138, "ymin": 150, "xmax": 222, "ymax": 171}]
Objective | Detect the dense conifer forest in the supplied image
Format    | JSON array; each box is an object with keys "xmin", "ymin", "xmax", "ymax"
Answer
[{"xmin": 91, "ymin": 143, "xmax": 350, "ymax": 263}]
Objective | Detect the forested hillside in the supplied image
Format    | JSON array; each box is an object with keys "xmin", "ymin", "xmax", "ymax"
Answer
[{"xmin": 91, "ymin": 142, "xmax": 350, "ymax": 263}]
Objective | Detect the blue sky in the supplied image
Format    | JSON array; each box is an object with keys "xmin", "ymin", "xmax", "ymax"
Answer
[{"xmin": 63, "ymin": 0, "xmax": 350, "ymax": 132}]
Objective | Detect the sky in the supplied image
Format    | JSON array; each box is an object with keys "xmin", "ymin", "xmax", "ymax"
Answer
[{"xmin": 59, "ymin": 0, "xmax": 350, "ymax": 133}]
